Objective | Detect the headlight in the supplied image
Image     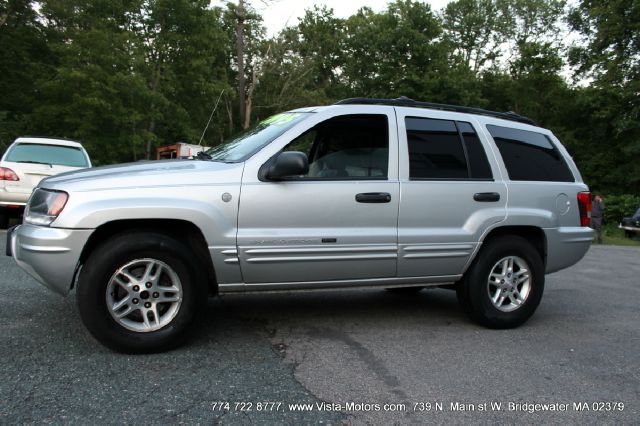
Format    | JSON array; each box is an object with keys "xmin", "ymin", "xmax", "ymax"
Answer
[{"xmin": 24, "ymin": 189, "xmax": 69, "ymax": 226}]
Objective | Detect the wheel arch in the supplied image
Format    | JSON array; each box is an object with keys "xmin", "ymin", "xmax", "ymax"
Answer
[
  {"xmin": 475, "ymin": 225, "xmax": 547, "ymax": 269},
  {"xmin": 74, "ymin": 219, "xmax": 217, "ymax": 295}
]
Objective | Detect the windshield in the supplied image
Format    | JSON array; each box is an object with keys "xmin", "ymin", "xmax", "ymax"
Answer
[
  {"xmin": 5, "ymin": 143, "xmax": 89, "ymax": 167},
  {"xmin": 206, "ymin": 112, "xmax": 311, "ymax": 162}
]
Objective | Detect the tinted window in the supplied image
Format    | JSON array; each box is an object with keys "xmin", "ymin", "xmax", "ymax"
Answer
[
  {"xmin": 6, "ymin": 143, "xmax": 89, "ymax": 167},
  {"xmin": 406, "ymin": 117, "xmax": 467, "ymax": 179},
  {"xmin": 487, "ymin": 125, "xmax": 574, "ymax": 182},
  {"xmin": 285, "ymin": 114, "xmax": 388, "ymax": 179},
  {"xmin": 457, "ymin": 121, "xmax": 492, "ymax": 179}
]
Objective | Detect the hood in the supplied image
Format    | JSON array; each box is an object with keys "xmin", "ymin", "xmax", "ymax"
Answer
[{"xmin": 40, "ymin": 159, "xmax": 244, "ymax": 192}]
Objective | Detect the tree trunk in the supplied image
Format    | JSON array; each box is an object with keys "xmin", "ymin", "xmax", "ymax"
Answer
[
  {"xmin": 146, "ymin": 65, "xmax": 161, "ymax": 160},
  {"xmin": 235, "ymin": 0, "xmax": 246, "ymax": 128}
]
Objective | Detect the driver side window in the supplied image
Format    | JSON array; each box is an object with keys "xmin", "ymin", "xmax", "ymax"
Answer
[{"xmin": 284, "ymin": 114, "xmax": 389, "ymax": 179}]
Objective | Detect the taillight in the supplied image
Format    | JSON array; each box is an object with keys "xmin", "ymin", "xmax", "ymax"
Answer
[
  {"xmin": 0, "ymin": 167, "xmax": 19, "ymax": 181},
  {"xmin": 577, "ymin": 192, "xmax": 592, "ymax": 227}
]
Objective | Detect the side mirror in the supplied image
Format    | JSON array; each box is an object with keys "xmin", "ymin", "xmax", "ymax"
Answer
[{"xmin": 266, "ymin": 151, "xmax": 309, "ymax": 180}]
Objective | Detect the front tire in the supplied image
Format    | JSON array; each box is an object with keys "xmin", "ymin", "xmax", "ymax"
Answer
[
  {"xmin": 456, "ymin": 236, "xmax": 544, "ymax": 329},
  {"xmin": 76, "ymin": 231, "xmax": 207, "ymax": 353}
]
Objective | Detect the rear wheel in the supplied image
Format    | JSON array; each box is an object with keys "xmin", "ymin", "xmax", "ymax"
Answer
[
  {"xmin": 76, "ymin": 231, "xmax": 207, "ymax": 353},
  {"xmin": 456, "ymin": 236, "xmax": 544, "ymax": 329}
]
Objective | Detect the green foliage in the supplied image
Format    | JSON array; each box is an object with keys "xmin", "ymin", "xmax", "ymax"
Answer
[
  {"xmin": 0, "ymin": 0, "xmax": 637, "ymax": 195},
  {"xmin": 601, "ymin": 194, "xmax": 640, "ymax": 224}
]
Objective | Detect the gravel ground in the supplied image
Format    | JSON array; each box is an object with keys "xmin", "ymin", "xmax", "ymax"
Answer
[{"xmin": 0, "ymin": 235, "xmax": 638, "ymax": 424}]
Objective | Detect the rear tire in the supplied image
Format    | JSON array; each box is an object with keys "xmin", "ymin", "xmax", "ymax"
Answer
[
  {"xmin": 76, "ymin": 231, "xmax": 207, "ymax": 353},
  {"xmin": 457, "ymin": 236, "xmax": 544, "ymax": 329}
]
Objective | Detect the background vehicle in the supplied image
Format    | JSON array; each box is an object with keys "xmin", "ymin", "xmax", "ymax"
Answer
[
  {"xmin": 156, "ymin": 142, "xmax": 209, "ymax": 160},
  {"xmin": 8, "ymin": 98, "xmax": 594, "ymax": 352},
  {"xmin": 619, "ymin": 207, "xmax": 640, "ymax": 238},
  {"xmin": 0, "ymin": 137, "xmax": 91, "ymax": 228}
]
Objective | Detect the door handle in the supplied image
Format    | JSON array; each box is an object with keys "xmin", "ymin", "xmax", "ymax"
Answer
[
  {"xmin": 473, "ymin": 192, "xmax": 501, "ymax": 202},
  {"xmin": 355, "ymin": 192, "xmax": 391, "ymax": 203}
]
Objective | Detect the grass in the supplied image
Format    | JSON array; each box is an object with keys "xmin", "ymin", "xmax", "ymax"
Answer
[{"xmin": 598, "ymin": 223, "xmax": 640, "ymax": 247}]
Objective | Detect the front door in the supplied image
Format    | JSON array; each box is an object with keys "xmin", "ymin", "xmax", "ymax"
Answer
[{"xmin": 237, "ymin": 110, "xmax": 400, "ymax": 284}]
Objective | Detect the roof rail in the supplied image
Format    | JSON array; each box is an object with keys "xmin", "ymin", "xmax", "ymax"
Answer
[{"xmin": 334, "ymin": 96, "xmax": 537, "ymax": 126}]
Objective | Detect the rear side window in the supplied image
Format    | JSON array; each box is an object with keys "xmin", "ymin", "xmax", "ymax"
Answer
[
  {"xmin": 5, "ymin": 143, "xmax": 89, "ymax": 167},
  {"xmin": 487, "ymin": 125, "xmax": 574, "ymax": 182},
  {"xmin": 405, "ymin": 117, "xmax": 493, "ymax": 180},
  {"xmin": 457, "ymin": 122, "xmax": 492, "ymax": 179}
]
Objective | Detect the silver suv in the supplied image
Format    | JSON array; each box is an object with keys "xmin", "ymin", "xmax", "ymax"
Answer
[{"xmin": 7, "ymin": 98, "xmax": 594, "ymax": 352}]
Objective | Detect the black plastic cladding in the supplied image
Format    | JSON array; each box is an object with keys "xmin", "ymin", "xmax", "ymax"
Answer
[{"xmin": 334, "ymin": 97, "xmax": 537, "ymax": 126}]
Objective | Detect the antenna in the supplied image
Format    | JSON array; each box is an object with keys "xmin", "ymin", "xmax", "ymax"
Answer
[{"xmin": 198, "ymin": 89, "xmax": 225, "ymax": 146}]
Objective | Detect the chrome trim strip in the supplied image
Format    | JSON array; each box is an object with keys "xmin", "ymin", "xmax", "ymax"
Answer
[
  {"xmin": 404, "ymin": 252, "xmax": 470, "ymax": 259},
  {"xmin": 218, "ymin": 274, "xmax": 462, "ymax": 293},
  {"xmin": 402, "ymin": 244, "xmax": 474, "ymax": 251},
  {"xmin": 563, "ymin": 237, "xmax": 595, "ymax": 243},
  {"xmin": 245, "ymin": 253, "xmax": 397, "ymax": 263},
  {"xmin": 20, "ymin": 244, "xmax": 71, "ymax": 253},
  {"xmin": 244, "ymin": 245, "xmax": 396, "ymax": 255}
]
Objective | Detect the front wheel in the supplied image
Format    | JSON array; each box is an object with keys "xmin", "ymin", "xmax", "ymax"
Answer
[
  {"xmin": 76, "ymin": 231, "xmax": 207, "ymax": 353},
  {"xmin": 456, "ymin": 236, "xmax": 544, "ymax": 329}
]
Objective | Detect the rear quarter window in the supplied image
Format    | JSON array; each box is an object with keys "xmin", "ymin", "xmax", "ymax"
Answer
[{"xmin": 487, "ymin": 125, "xmax": 574, "ymax": 182}]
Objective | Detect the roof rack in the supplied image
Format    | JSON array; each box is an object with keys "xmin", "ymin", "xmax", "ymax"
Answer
[{"xmin": 334, "ymin": 96, "xmax": 537, "ymax": 126}]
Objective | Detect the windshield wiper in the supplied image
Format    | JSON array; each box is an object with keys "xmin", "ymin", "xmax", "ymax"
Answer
[
  {"xmin": 195, "ymin": 151, "xmax": 212, "ymax": 160},
  {"xmin": 16, "ymin": 160, "xmax": 53, "ymax": 167}
]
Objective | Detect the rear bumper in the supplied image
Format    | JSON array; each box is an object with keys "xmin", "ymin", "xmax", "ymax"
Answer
[
  {"xmin": 9, "ymin": 224, "xmax": 93, "ymax": 296},
  {"xmin": 544, "ymin": 226, "xmax": 593, "ymax": 273},
  {"xmin": 0, "ymin": 189, "xmax": 30, "ymax": 205}
]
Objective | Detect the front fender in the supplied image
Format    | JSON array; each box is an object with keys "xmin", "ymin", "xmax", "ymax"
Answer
[{"xmin": 52, "ymin": 184, "xmax": 240, "ymax": 249}]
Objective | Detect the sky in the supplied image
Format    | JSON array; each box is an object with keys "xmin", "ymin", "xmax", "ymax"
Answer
[{"xmin": 215, "ymin": 0, "xmax": 453, "ymax": 36}]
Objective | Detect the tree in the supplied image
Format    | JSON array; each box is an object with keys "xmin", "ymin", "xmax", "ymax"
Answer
[
  {"xmin": 0, "ymin": 0, "xmax": 52, "ymax": 150},
  {"xmin": 441, "ymin": 0, "xmax": 509, "ymax": 73},
  {"xmin": 342, "ymin": 0, "xmax": 447, "ymax": 100},
  {"xmin": 224, "ymin": 0, "xmax": 266, "ymax": 129},
  {"xmin": 139, "ymin": 0, "xmax": 230, "ymax": 154},
  {"xmin": 568, "ymin": 0, "xmax": 640, "ymax": 192}
]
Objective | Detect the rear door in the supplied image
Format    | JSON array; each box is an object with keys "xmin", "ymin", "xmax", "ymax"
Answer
[{"xmin": 395, "ymin": 108, "xmax": 507, "ymax": 278}]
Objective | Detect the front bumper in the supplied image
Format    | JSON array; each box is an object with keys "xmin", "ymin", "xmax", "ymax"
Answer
[
  {"xmin": 8, "ymin": 224, "xmax": 93, "ymax": 296},
  {"xmin": 619, "ymin": 224, "xmax": 640, "ymax": 233}
]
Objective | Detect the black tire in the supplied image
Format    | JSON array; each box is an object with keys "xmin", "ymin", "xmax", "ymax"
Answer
[
  {"xmin": 456, "ymin": 235, "xmax": 544, "ymax": 329},
  {"xmin": 385, "ymin": 286, "xmax": 424, "ymax": 294},
  {"xmin": 76, "ymin": 231, "xmax": 207, "ymax": 353},
  {"xmin": 0, "ymin": 213, "xmax": 9, "ymax": 229}
]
